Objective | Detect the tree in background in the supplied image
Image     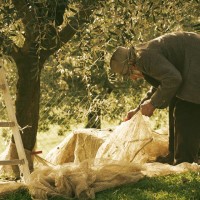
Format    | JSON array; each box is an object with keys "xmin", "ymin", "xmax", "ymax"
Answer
[
  {"xmin": 0, "ymin": 0, "xmax": 103, "ymax": 173},
  {"xmin": 40, "ymin": 0, "xmax": 199, "ymax": 130}
]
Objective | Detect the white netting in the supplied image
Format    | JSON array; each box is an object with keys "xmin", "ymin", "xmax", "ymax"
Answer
[
  {"xmin": 0, "ymin": 112, "xmax": 199, "ymax": 199},
  {"xmin": 95, "ymin": 112, "xmax": 153, "ymax": 164}
]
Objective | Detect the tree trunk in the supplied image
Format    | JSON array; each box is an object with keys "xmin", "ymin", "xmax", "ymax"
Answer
[
  {"xmin": 0, "ymin": 54, "xmax": 41, "ymax": 177},
  {"xmin": 0, "ymin": 0, "xmax": 99, "ymax": 178},
  {"xmin": 13, "ymin": 55, "xmax": 41, "ymax": 151},
  {"xmin": 86, "ymin": 108, "xmax": 101, "ymax": 129}
]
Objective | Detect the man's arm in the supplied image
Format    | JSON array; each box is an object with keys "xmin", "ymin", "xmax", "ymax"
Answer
[
  {"xmin": 137, "ymin": 52, "xmax": 182, "ymax": 109},
  {"xmin": 126, "ymin": 87, "xmax": 156, "ymax": 120}
]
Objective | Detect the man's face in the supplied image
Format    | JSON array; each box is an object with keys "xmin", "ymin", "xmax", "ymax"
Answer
[
  {"xmin": 122, "ymin": 66, "xmax": 143, "ymax": 80},
  {"xmin": 129, "ymin": 70, "xmax": 144, "ymax": 80}
]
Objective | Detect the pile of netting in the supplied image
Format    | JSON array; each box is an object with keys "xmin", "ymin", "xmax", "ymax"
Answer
[{"xmin": 1, "ymin": 112, "xmax": 200, "ymax": 199}]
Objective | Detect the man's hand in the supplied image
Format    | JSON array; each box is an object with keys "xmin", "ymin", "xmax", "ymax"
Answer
[
  {"xmin": 140, "ymin": 100, "xmax": 155, "ymax": 117},
  {"xmin": 125, "ymin": 108, "xmax": 139, "ymax": 121}
]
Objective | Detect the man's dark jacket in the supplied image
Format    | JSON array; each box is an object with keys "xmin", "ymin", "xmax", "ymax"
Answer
[{"xmin": 135, "ymin": 32, "xmax": 200, "ymax": 108}]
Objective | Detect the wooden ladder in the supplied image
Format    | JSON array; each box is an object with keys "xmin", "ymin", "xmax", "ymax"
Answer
[{"xmin": 0, "ymin": 66, "xmax": 30, "ymax": 182}]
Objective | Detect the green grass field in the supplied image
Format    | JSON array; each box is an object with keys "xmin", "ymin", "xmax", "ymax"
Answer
[
  {"xmin": 1, "ymin": 171, "xmax": 199, "ymax": 200},
  {"xmin": 0, "ymin": 125, "xmax": 67, "ymax": 157}
]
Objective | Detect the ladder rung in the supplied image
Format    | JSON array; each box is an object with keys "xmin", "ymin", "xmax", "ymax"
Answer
[
  {"xmin": 0, "ymin": 122, "xmax": 15, "ymax": 127},
  {"xmin": 0, "ymin": 159, "xmax": 25, "ymax": 165},
  {"xmin": 0, "ymin": 67, "xmax": 30, "ymax": 182}
]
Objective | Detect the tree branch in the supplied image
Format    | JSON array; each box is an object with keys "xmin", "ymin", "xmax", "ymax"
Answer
[
  {"xmin": 12, "ymin": 0, "xmax": 33, "ymax": 26},
  {"xmin": 42, "ymin": 4, "xmax": 95, "ymax": 58},
  {"xmin": 12, "ymin": 0, "xmax": 37, "ymax": 53},
  {"xmin": 0, "ymin": 32, "xmax": 20, "ymax": 58},
  {"xmin": 59, "ymin": 7, "xmax": 94, "ymax": 44}
]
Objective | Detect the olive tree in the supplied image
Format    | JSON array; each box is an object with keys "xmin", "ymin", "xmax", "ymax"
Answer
[{"xmin": 0, "ymin": 0, "xmax": 103, "ymax": 174}]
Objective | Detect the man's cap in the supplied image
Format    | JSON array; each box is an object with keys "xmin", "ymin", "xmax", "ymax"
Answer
[{"xmin": 110, "ymin": 46, "xmax": 135, "ymax": 75}]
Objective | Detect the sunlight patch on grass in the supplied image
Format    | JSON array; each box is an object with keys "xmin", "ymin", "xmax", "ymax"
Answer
[{"xmin": 36, "ymin": 124, "xmax": 68, "ymax": 157}]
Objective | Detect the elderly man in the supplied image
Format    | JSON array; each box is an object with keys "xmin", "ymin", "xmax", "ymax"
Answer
[{"xmin": 110, "ymin": 32, "xmax": 200, "ymax": 165}]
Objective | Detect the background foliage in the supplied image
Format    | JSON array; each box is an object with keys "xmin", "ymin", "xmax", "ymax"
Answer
[{"xmin": 39, "ymin": 0, "xmax": 200, "ymax": 132}]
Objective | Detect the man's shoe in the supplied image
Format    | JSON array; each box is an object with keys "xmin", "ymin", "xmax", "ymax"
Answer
[{"xmin": 156, "ymin": 153, "xmax": 174, "ymax": 165}]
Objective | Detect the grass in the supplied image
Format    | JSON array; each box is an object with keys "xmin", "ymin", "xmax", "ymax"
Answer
[
  {"xmin": 96, "ymin": 172, "xmax": 200, "ymax": 200},
  {"xmin": 1, "ymin": 171, "xmax": 200, "ymax": 200},
  {"xmin": 0, "ymin": 189, "xmax": 31, "ymax": 200},
  {"xmin": 0, "ymin": 125, "xmax": 67, "ymax": 157}
]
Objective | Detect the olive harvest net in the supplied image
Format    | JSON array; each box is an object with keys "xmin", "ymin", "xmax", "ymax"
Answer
[{"xmin": 0, "ymin": 112, "xmax": 199, "ymax": 199}]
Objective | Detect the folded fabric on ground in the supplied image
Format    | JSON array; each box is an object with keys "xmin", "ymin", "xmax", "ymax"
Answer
[
  {"xmin": 3, "ymin": 112, "xmax": 199, "ymax": 200},
  {"xmin": 28, "ymin": 112, "xmax": 200, "ymax": 199}
]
